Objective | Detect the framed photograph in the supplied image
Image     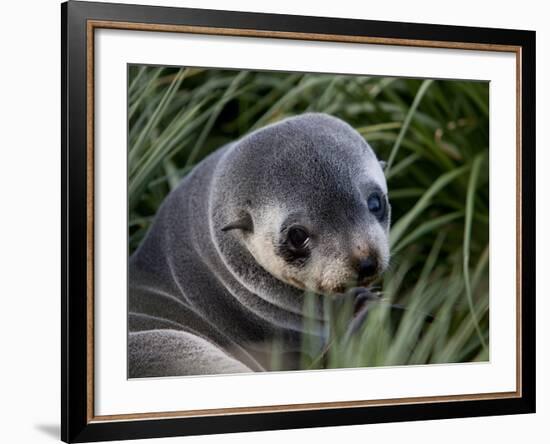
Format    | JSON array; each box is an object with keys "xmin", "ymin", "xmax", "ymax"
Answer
[{"xmin": 61, "ymin": 1, "xmax": 536, "ymax": 442}]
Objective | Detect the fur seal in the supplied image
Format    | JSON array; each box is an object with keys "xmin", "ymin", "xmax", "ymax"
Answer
[{"xmin": 128, "ymin": 113, "xmax": 391, "ymax": 377}]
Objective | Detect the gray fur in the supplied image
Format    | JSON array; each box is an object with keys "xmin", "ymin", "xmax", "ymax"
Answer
[
  {"xmin": 129, "ymin": 330, "xmax": 252, "ymax": 377},
  {"xmin": 129, "ymin": 113, "xmax": 390, "ymax": 377}
]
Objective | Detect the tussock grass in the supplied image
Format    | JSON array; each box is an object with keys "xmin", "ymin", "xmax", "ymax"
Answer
[{"xmin": 128, "ymin": 65, "xmax": 489, "ymax": 368}]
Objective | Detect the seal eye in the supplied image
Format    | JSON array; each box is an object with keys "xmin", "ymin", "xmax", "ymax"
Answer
[
  {"xmin": 367, "ymin": 192, "xmax": 385, "ymax": 219},
  {"xmin": 288, "ymin": 226, "xmax": 309, "ymax": 250}
]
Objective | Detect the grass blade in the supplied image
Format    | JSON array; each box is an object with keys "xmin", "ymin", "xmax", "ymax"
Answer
[
  {"xmin": 389, "ymin": 165, "xmax": 468, "ymax": 248},
  {"xmin": 385, "ymin": 79, "xmax": 433, "ymax": 172},
  {"xmin": 463, "ymin": 153, "xmax": 487, "ymax": 350}
]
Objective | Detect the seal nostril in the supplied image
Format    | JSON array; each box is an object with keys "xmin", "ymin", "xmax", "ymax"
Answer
[{"xmin": 357, "ymin": 256, "xmax": 378, "ymax": 280}]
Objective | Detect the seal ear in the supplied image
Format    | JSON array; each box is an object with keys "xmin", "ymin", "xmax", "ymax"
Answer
[{"xmin": 221, "ymin": 212, "xmax": 253, "ymax": 233}]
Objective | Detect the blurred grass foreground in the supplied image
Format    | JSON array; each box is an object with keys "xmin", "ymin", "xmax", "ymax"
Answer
[{"xmin": 128, "ymin": 65, "xmax": 489, "ymax": 368}]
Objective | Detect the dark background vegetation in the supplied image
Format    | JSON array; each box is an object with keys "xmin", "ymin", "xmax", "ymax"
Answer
[{"xmin": 128, "ymin": 65, "xmax": 489, "ymax": 368}]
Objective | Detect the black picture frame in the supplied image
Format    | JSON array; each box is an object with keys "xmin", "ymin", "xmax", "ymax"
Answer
[{"xmin": 61, "ymin": 1, "xmax": 536, "ymax": 442}]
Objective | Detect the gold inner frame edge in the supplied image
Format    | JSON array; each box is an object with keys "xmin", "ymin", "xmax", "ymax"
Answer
[{"xmin": 85, "ymin": 19, "xmax": 523, "ymax": 423}]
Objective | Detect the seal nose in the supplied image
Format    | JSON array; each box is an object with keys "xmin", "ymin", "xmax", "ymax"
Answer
[{"xmin": 357, "ymin": 256, "xmax": 378, "ymax": 281}]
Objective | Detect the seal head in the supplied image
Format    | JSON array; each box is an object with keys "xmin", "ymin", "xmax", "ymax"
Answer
[{"xmin": 213, "ymin": 113, "xmax": 390, "ymax": 296}]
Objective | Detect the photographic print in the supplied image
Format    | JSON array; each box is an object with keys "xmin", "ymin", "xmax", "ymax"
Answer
[
  {"xmin": 127, "ymin": 66, "xmax": 490, "ymax": 378},
  {"xmin": 62, "ymin": 2, "xmax": 535, "ymax": 441}
]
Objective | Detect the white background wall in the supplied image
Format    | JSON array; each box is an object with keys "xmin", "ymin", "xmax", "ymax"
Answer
[{"xmin": 0, "ymin": 0, "xmax": 547, "ymax": 443}]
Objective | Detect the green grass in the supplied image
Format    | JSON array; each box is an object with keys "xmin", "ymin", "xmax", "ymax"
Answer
[{"xmin": 128, "ymin": 65, "xmax": 490, "ymax": 369}]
